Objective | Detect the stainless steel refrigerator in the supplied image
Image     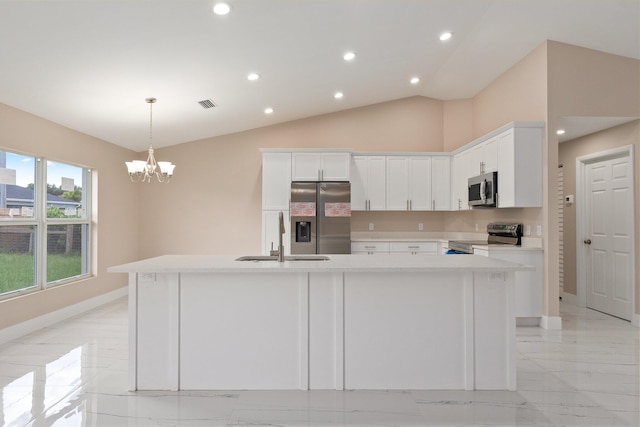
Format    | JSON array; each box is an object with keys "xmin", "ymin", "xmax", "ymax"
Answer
[{"xmin": 290, "ymin": 182, "xmax": 351, "ymax": 254}]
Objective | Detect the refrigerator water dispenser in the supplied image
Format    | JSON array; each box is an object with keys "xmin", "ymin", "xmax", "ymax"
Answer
[{"xmin": 295, "ymin": 221, "xmax": 312, "ymax": 242}]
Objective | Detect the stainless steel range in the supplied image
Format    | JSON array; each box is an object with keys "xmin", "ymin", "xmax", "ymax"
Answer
[{"xmin": 448, "ymin": 223, "xmax": 523, "ymax": 254}]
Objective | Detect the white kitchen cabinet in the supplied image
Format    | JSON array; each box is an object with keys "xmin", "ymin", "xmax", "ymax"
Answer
[
  {"xmin": 431, "ymin": 155, "xmax": 451, "ymax": 211},
  {"xmin": 469, "ymin": 137, "xmax": 497, "ymax": 176},
  {"xmin": 451, "ymin": 151, "xmax": 470, "ymax": 211},
  {"xmin": 262, "ymin": 152, "xmax": 291, "ymax": 210},
  {"xmin": 351, "ymin": 241, "xmax": 390, "ymax": 255},
  {"xmin": 389, "ymin": 241, "xmax": 439, "ymax": 255},
  {"xmin": 496, "ymin": 127, "xmax": 542, "ymax": 207},
  {"xmin": 351, "ymin": 156, "xmax": 386, "ymax": 210},
  {"xmin": 262, "ymin": 210, "xmax": 291, "ymax": 256},
  {"xmin": 474, "ymin": 247, "xmax": 543, "ymax": 321},
  {"xmin": 352, "ymin": 240, "xmax": 442, "ymax": 255},
  {"xmin": 386, "ymin": 156, "xmax": 431, "ymax": 211},
  {"xmin": 292, "ymin": 152, "xmax": 350, "ymax": 181}
]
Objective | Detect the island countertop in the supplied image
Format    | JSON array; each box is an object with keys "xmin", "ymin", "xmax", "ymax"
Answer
[
  {"xmin": 115, "ymin": 253, "xmax": 525, "ymax": 391},
  {"xmin": 108, "ymin": 253, "xmax": 533, "ymax": 274}
]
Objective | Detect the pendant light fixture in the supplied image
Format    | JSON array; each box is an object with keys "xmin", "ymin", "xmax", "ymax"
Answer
[{"xmin": 125, "ymin": 97, "xmax": 176, "ymax": 183}]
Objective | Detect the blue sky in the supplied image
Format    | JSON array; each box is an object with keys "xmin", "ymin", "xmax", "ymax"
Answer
[{"xmin": 2, "ymin": 152, "xmax": 83, "ymax": 189}]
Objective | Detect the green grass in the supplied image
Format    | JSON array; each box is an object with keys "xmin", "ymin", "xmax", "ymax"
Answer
[{"xmin": 0, "ymin": 253, "xmax": 81, "ymax": 294}]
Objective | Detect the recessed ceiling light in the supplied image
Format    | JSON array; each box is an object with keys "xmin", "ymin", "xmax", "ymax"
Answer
[
  {"xmin": 343, "ymin": 51, "xmax": 356, "ymax": 61},
  {"xmin": 213, "ymin": 2, "xmax": 231, "ymax": 15},
  {"xmin": 334, "ymin": 92, "xmax": 344, "ymax": 99},
  {"xmin": 247, "ymin": 73, "xmax": 260, "ymax": 81},
  {"xmin": 410, "ymin": 77, "xmax": 420, "ymax": 84},
  {"xmin": 439, "ymin": 31, "xmax": 452, "ymax": 41},
  {"xmin": 264, "ymin": 107, "xmax": 274, "ymax": 114},
  {"xmin": 557, "ymin": 129, "xmax": 566, "ymax": 135}
]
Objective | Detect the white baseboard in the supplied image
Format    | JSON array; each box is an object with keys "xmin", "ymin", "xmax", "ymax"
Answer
[
  {"xmin": 0, "ymin": 286, "xmax": 128, "ymax": 345},
  {"xmin": 560, "ymin": 292, "xmax": 577, "ymax": 306},
  {"xmin": 540, "ymin": 315, "xmax": 562, "ymax": 330}
]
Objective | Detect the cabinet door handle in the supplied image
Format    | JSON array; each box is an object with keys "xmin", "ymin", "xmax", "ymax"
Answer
[{"xmin": 584, "ymin": 239, "xmax": 592, "ymax": 245}]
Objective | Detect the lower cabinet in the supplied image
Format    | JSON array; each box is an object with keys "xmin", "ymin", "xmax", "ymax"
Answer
[
  {"xmin": 389, "ymin": 241, "xmax": 439, "ymax": 255},
  {"xmin": 474, "ymin": 248, "xmax": 543, "ymax": 322},
  {"xmin": 351, "ymin": 241, "xmax": 390, "ymax": 255},
  {"xmin": 352, "ymin": 241, "xmax": 441, "ymax": 255}
]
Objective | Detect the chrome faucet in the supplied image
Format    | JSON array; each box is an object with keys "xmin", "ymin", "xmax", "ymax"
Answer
[{"xmin": 277, "ymin": 211, "xmax": 285, "ymax": 262}]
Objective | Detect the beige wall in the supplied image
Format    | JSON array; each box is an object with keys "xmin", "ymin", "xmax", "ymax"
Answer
[
  {"xmin": 548, "ymin": 41, "xmax": 640, "ymax": 315},
  {"xmin": 558, "ymin": 120, "xmax": 639, "ymax": 298},
  {"xmin": 443, "ymin": 99, "xmax": 473, "ymax": 152},
  {"xmin": 139, "ymin": 96, "xmax": 446, "ymax": 257},
  {"xmin": 0, "ymin": 103, "xmax": 139, "ymax": 329}
]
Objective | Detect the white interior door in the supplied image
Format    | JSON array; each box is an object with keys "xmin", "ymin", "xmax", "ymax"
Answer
[{"xmin": 584, "ymin": 155, "xmax": 634, "ymax": 320}]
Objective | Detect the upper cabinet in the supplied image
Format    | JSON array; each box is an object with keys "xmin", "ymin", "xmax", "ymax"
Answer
[
  {"xmin": 386, "ymin": 156, "xmax": 431, "ymax": 211},
  {"xmin": 262, "ymin": 152, "xmax": 291, "ymax": 211},
  {"xmin": 385, "ymin": 155, "xmax": 450, "ymax": 211},
  {"xmin": 496, "ymin": 127, "xmax": 543, "ymax": 207},
  {"xmin": 261, "ymin": 122, "xmax": 542, "ymax": 215},
  {"xmin": 291, "ymin": 152, "xmax": 350, "ymax": 181},
  {"xmin": 451, "ymin": 122, "xmax": 543, "ymax": 209},
  {"xmin": 352, "ymin": 156, "xmax": 386, "ymax": 211},
  {"xmin": 451, "ymin": 150, "xmax": 470, "ymax": 211},
  {"xmin": 431, "ymin": 155, "xmax": 451, "ymax": 211},
  {"xmin": 469, "ymin": 137, "xmax": 498, "ymax": 175}
]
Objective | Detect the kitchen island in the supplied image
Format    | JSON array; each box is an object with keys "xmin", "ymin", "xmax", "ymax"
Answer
[{"xmin": 109, "ymin": 254, "xmax": 531, "ymax": 391}]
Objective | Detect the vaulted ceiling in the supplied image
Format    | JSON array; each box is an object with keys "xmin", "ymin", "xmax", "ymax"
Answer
[{"xmin": 0, "ymin": 0, "xmax": 638, "ymax": 151}]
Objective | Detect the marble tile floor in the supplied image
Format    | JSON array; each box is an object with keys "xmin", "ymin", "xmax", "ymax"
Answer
[{"xmin": 0, "ymin": 298, "xmax": 638, "ymax": 426}]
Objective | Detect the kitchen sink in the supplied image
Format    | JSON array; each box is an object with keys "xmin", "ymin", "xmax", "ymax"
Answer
[{"xmin": 235, "ymin": 255, "xmax": 330, "ymax": 262}]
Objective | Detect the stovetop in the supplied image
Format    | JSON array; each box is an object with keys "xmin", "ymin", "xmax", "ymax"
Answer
[
  {"xmin": 448, "ymin": 223, "xmax": 523, "ymax": 254},
  {"xmin": 447, "ymin": 240, "xmax": 488, "ymax": 254}
]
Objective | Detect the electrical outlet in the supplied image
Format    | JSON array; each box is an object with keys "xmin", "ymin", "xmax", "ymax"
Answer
[
  {"xmin": 525, "ymin": 225, "xmax": 531, "ymax": 236},
  {"xmin": 536, "ymin": 225, "xmax": 542, "ymax": 236},
  {"xmin": 418, "ymin": 223, "xmax": 423, "ymax": 231},
  {"xmin": 139, "ymin": 273, "xmax": 155, "ymax": 282},
  {"xmin": 369, "ymin": 222, "xmax": 374, "ymax": 231},
  {"xmin": 475, "ymin": 223, "xmax": 479, "ymax": 231}
]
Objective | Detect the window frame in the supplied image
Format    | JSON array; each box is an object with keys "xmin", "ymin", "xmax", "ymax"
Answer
[{"xmin": 0, "ymin": 151, "xmax": 93, "ymax": 300}]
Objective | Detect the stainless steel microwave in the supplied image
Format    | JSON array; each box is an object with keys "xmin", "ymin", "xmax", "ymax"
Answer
[{"xmin": 468, "ymin": 171, "xmax": 497, "ymax": 207}]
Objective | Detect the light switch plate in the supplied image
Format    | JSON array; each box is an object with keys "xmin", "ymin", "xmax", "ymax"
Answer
[
  {"xmin": 369, "ymin": 223, "xmax": 374, "ymax": 231},
  {"xmin": 525, "ymin": 225, "xmax": 531, "ymax": 236},
  {"xmin": 536, "ymin": 225, "xmax": 542, "ymax": 236},
  {"xmin": 418, "ymin": 223, "xmax": 423, "ymax": 231}
]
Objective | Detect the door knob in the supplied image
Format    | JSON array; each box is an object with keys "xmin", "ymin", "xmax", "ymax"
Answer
[{"xmin": 584, "ymin": 239, "xmax": 592, "ymax": 245}]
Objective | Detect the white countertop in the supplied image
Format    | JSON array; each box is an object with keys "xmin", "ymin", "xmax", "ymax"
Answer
[{"xmin": 108, "ymin": 254, "xmax": 533, "ymax": 274}]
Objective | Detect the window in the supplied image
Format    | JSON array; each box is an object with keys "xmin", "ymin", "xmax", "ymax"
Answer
[{"xmin": 0, "ymin": 149, "xmax": 92, "ymax": 297}]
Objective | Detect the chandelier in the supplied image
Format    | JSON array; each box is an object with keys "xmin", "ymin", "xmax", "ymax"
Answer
[{"xmin": 125, "ymin": 97, "xmax": 176, "ymax": 183}]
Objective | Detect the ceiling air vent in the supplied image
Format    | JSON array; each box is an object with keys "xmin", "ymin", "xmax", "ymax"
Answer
[{"xmin": 198, "ymin": 99, "xmax": 217, "ymax": 109}]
